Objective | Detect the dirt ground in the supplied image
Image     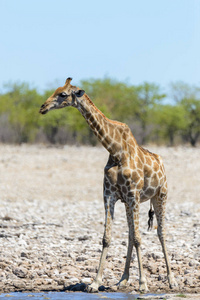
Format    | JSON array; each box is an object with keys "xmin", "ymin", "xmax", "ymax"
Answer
[{"xmin": 0, "ymin": 144, "xmax": 199, "ymax": 298}]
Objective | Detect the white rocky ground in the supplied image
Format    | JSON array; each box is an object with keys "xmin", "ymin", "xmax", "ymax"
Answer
[{"xmin": 0, "ymin": 144, "xmax": 199, "ymax": 296}]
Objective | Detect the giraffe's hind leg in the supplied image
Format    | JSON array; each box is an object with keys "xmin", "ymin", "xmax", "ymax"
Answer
[
  {"xmin": 151, "ymin": 192, "xmax": 178, "ymax": 289},
  {"xmin": 118, "ymin": 192, "xmax": 148, "ymax": 293},
  {"xmin": 117, "ymin": 202, "xmax": 134, "ymax": 287}
]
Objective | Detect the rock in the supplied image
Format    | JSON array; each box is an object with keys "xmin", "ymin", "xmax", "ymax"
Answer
[
  {"xmin": 107, "ymin": 285, "xmax": 117, "ymax": 292},
  {"xmin": 55, "ymin": 277, "xmax": 65, "ymax": 286},
  {"xmin": 184, "ymin": 277, "xmax": 193, "ymax": 286},
  {"xmin": 189, "ymin": 260, "xmax": 195, "ymax": 266},
  {"xmin": 37, "ymin": 270, "xmax": 44, "ymax": 276},
  {"xmin": 65, "ymin": 282, "xmax": 87, "ymax": 291},
  {"xmin": 12, "ymin": 280, "xmax": 26, "ymax": 289},
  {"xmin": 13, "ymin": 267, "xmax": 28, "ymax": 278},
  {"xmin": 158, "ymin": 274, "xmax": 164, "ymax": 281},
  {"xmin": 85, "ymin": 266, "xmax": 96, "ymax": 272},
  {"xmin": 68, "ymin": 253, "xmax": 76, "ymax": 261},
  {"xmin": 76, "ymin": 255, "xmax": 87, "ymax": 262},
  {"xmin": 147, "ymin": 264, "xmax": 158, "ymax": 274},
  {"xmin": 67, "ymin": 277, "xmax": 79, "ymax": 284},
  {"xmin": 0, "ymin": 262, "xmax": 8, "ymax": 269},
  {"xmin": 20, "ymin": 252, "xmax": 28, "ymax": 258},
  {"xmin": 33, "ymin": 279, "xmax": 43, "ymax": 286},
  {"xmin": 78, "ymin": 235, "xmax": 91, "ymax": 241},
  {"xmin": 18, "ymin": 239, "xmax": 28, "ymax": 247},
  {"xmin": 29, "ymin": 272, "xmax": 37, "ymax": 280},
  {"xmin": 81, "ymin": 277, "xmax": 92, "ymax": 284}
]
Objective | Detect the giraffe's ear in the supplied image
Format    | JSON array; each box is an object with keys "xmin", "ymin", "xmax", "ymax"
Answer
[{"xmin": 75, "ymin": 90, "xmax": 85, "ymax": 97}]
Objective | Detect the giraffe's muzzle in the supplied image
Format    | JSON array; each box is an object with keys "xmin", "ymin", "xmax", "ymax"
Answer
[
  {"xmin": 39, "ymin": 106, "xmax": 48, "ymax": 114},
  {"xmin": 39, "ymin": 103, "xmax": 51, "ymax": 114}
]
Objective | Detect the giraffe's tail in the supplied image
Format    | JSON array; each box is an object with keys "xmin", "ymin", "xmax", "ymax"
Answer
[{"xmin": 147, "ymin": 200, "xmax": 154, "ymax": 231}]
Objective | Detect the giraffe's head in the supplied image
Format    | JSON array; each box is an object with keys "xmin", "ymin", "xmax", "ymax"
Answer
[{"xmin": 39, "ymin": 77, "xmax": 85, "ymax": 114}]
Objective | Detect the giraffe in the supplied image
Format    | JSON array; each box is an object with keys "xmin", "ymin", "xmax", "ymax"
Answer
[{"xmin": 39, "ymin": 78, "xmax": 177, "ymax": 293}]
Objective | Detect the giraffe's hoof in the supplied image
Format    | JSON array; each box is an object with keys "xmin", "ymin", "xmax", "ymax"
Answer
[
  {"xmin": 117, "ymin": 279, "xmax": 128, "ymax": 288},
  {"xmin": 86, "ymin": 282, "xmax": 99, "ymax": 293},
  {"xmin": 117, "ymin": 273, "xmax": 129, "ymax": 288},
  {"xmin": 168, "ymin": 274, "xmax": 178, "ymax": 289},
  {"xmin": 139, "ymin": 281, "xmax": 149, "ymax": 294}
]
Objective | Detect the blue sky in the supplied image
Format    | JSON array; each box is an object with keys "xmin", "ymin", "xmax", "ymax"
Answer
[{"xmin": 0, "ymin": 0, "xmax": 200, "ymax": 91}]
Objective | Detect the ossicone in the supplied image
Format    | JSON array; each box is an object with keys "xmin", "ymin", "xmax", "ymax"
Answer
[{"xmin": 65, "ymin": 77, "xmax": 73, "ymax": 84}]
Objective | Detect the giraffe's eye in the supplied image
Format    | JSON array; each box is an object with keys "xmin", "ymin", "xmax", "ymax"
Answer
[{"xmin": 59, "ymin": 92, "xmax": 67, "ymax": 98}]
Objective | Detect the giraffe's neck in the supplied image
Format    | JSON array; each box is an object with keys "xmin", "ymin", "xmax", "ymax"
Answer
[{"xmin": 76, "ymin": 94, "xmax": 128, "ymax": 159}]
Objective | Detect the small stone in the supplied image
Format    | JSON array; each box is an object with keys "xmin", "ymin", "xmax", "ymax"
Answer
[
  {"xmin": 81, "ymin": 277, "xmax": 92, "ymax": 284},
  {"xmin": 18, "ymin": 239, "xmax": 27, "ymax": 247},
  {"xmin": 68, "ymin": 253, "xmax": 76, "ymax": 261},
  {"xmin": 33, "ymin": 278, "xmax": 43, "ymax": 286},
  {"xmin": 184, "ymin": 277, "xmax": 193, "ymax": 285},
  {"xmin": 147, "ymin": 264, "xmax": 158, "ymax": 274},
  {"xmin": 78, "ymin": 235, "xmax": 91, "ymax": 241},
  {"xmin": 189, "ymin": 260, "xmax": 195, "ymax": 266},
  {"xmin": 0, "ymin": 262, "xmax": 8, "ymax": 269},
  {"xmin": 21, "ymin": 252, "xmax": 28, "ymax": 258},
  {"xmin": 158, "ymin": 274, "xmax": 163, "ymax": 281},
  {"xmin": 12, "ymin": 280, "xmax": 26, "ymax": 289},
  {"xmin": 29, "ymin": 272, "xmax": 36, "ymax": 280},
  {"xmin": 52, "ymin": 269, "xmax": 59, "ymax": 275},
  {"xmin": 68, "ymin": 277, "xmax": 79, "ymax": 284},
  {"xmin": 13, "ymin": 267, "xmax": 28, "ymax": 278},
  {"xmin": 85, "ymin": 266, "xmax": 96, "ymax": 273},
  {"xmin": 55, "ymin": 278, "xmax": 65, "ymax": 285},
  {"xmin": 76, "ymin": 256, "xmax": 86, "ymax": 262},
  {"xmin": 110, "ymin": 285, "xmax": 118, "ymax": 292},
  {"xmin": 37, "ymin": 270, "xmax": 44, "ymax": 276},
  {"xmin": 152, "ymin": 252, "xmax": 161, "ymax": 260}
]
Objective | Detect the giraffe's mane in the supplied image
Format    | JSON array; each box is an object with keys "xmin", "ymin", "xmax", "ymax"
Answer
[{"xmin": 84, "ymin": 93, "xmax": 127, "ymax": 127}]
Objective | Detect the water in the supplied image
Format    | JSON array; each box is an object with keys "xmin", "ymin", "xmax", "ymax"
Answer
[
  {"xmin": 0, "ymin": 292, "xmax": 133, "ymax": 300},
  {"xmin": 0, "ymin": 292, "xmax": 167, "ymax": 300}
]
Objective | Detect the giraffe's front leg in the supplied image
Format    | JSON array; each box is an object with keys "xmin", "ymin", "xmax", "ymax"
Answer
[{"xmin": 87, "ymin": 194, "xmax": 115, "ymax": 293}]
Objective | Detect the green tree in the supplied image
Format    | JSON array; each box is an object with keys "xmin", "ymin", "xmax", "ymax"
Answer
[
  {"xmin": 80, "ymin": 78, "xmax": 138, "ymax": 122},
  {"xmin": 134, "ymin": 82, "xmax": 166, "ymax": 144},
  {"xmin": 1, "ymin": 79, "xmax": 199, "ymax": 147},
  {"xmin": 170, "ymin": 82, "xmax": 200, "ymax": 146},
  {"xmin": 169, "ymin": 81, "xmax": 200, "ymax": 103},
  {"xmin": 180, "ymin": 98, "xmax": 200, "ymax": 146},
  {"xmin": 154, "ymin": 104, "xmax": 186, "ymax": 146},
  {"xmin": 0, "ymin": 83, "xmax": 41, "ymax": 143}
]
